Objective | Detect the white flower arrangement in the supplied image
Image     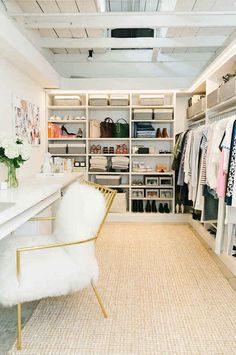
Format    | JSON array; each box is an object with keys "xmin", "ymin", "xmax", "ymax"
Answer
[{"xmin": 0, "ymin": 133, "xmax": 31, "ymax": 167}]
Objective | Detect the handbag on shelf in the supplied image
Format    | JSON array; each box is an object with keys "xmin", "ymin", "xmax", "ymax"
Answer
[
  {"xmin": 89, "ymin": 119, "xmax": 101, "ymax": 138},
  {"xmin": 100, "ymin": 117, "xmax": 115, "ymax": 138},
  {"xmin": 114, "ymin": 118, "xmax": 129, "ymax": 138}
]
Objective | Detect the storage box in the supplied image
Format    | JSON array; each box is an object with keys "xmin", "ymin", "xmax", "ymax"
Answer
[
  {"xmin": 154, "ymin": 109, "xmax": 173, "ymax": 120},
  {"xmin": 110, "ymin": 192, "xmax": 127, "ymax": 213},
  {"xmin": 207, "ymin": 89, "xmax": 220, "ymax": 108},
  {"xmin": 95, "ymin": 175, "xmax": 121, "ymax": 186},
  {"xmin": 159, "ymin": 176, "xmax": 173, "ymax": 187},
  {"xmin": 48, "ymin": 144, "xmax": 67, "ymax": 155},
  {"xmin": 146, "ymin": 189, "xmax": 159, "ymax": 198},
  {"xmin": 192, "ymin": 97, "xmax": 206, "ymax": 115},
  {"xmin": 67, "ymin": 143, "xmax": 86, "ymax": 154},
  {"xmin": 219, "ymin": 77, "xmax": 236, "ymax": 102},
  {"xmin": 133, "ymin": 109, "xmax": 153, "ymax": 120},
  {"xmin": 132, "ymin": 189, "xmax": 144, "ymax": 198},
  {"xmin": 187, "ymin": 106, "xmax": 194, "ymax": 119},
  {"xmin": 89, "ymin": 95, "xmax": 109, "ymax": 106},
  {"xmin": 139, "ymin": 95, "xmax": 164, "ymax": 106},
  {"xmin": 110, "ymin": 95, "xmax": 129, "ymax": 106},
  {"xmin": 53, "ymin": 95, "xmax": 81, "ymax": 106}
]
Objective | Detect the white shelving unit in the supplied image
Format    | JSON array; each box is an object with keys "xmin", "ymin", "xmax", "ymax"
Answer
[{"xmin": 46, "ymin": 91, "xmax": 176, "ymax": 214}]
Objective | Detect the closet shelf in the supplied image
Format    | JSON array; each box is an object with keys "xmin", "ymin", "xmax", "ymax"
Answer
[
  {"xmin": 131, "ymin": 197, "xmax": 173, "ymax": 201},
  {"xmin": 88, "ymin": 138, "xmax": 129, "ymax": 141},
  {"xmin": 131, "ymin": 154, "xmax": 173, "ymax": 157},
  {"xmin": 186, "ymin": 112, "xmax": 205, "ymax": 122},
  {"xmin": 131, "ymin": 120, "xmax": 174, "ymax": 123},
  {"xmin": 48, "ymin": 106, "xmax": 86, "ymax": 110},
  {"xmin": 89, "ymin": 154, "xmax": 129, "ymax": 156},
  {"xmin": 131, "ymin": 171, "xmax": 174, "ymax": 175},
  {"xmin": 132, "ymin": 105, "xmax": 174, "ymax": 109},
  {"xmin": 207, "ymin": 95, "xmax": 236, "ymax": 117},
  {"xmin": 50, "ymin": 154, "xmax": 86, "ymax": 157},
  {"xmin": 131, "ymin": 138, "xmax": 174, "ymax": 141},
  {"xmin": 88, "ymin": 172, "xmax": 130, "ymax": 175},
  {"xmin": 48, "ymin": 120, "xmax": 86, "ymax": 123},
  {"xmin": 88, "ymin": 105, "xmax": 130, "ymax": 109},
  {"xmin": 48, "ymin": 138, "xmax": 85, "ymax": 141},
  {"xmin": 131, "ymin": 185, "xmax": 174, "ymax": 189}
]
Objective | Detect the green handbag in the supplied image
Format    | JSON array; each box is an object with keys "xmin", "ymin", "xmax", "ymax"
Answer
[{"xmin": 114, "ymin": 119, "xmax": 129, "ymax": 138}]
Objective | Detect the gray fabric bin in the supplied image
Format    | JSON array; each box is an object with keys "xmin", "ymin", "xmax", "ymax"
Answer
[
  {"xmin": 133, "ymin": 109, "xmax": 153, "ymax": 120},
  {"xmin": 48, "ymin": 144, "xmax": 67, "ymax": 155},
  {"xmin": 68, "ymin": 144, "xmax": 86, "ymax": 154},
  {"xmin": 192, "ymin": 97, "xmax": 206, "ymax": 115},
  {"xmin": 207, "ymin": 89, "xmax": 220, "ymax": 108},
  {"xmin": 110, "ymin": 95, "xmax": 129, "ymax": 106},
  {"xmin": 154, "ymin": 109, "xmax": 173, "ymax": 120},
  {"xmin": 95, "ymin": 175, "xmax": 121, "ymax": 186},
  {"xmin": 219, "ymin": 77, "xmax": 236, "ymax": 102},
  {"xmin": 187, "ymin": 106, "xmax": 194, "ymax": 119},
  {"xmin": 53, "ymin": 96, "xmax": 81, "ymax": 106},
  {"xmin": 89, "ymin": 95, "xmax": 109, "ymax": 106}
]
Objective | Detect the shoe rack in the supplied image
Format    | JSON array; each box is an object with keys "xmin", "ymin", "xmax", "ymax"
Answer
[{"xmin": 46, "ymin": 91, "xmax": 176, "ymax": 214}]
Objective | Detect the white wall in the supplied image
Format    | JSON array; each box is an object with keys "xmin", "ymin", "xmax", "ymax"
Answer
[
  {"xmin": 0, "ymin": 56, "xmax": 46, "ymax": 181},
  {"xmin": 175, "ymin": 95, "xmax": 188, "ymax": 134}
]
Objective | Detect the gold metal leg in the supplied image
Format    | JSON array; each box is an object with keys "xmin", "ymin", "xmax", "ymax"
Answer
[
  {"xmin": 91, "ymin": 282, "xmax": 108, "ymax": 318},
  {"xmin": 17, "ymin": 304, "xmax": 22, "ymax": 351}
]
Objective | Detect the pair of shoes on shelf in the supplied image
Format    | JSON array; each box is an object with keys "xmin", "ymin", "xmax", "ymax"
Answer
[
  {"xmin": 132, "ymin": 200, "xmax": 144, "ymax": 212},
  {"xmin": 132, "ymin": 179, "xmax": 144, "ymax": 186},
  {"xmin": 159, "ymin": 150, "xmax": 171, "ymax": 154},
  {"xmin": 102, "ymin": 147, "xmax": 114, "ymax": 154},
  {"xmin": 156, "ymin": 128, "xmax": 169, "ymax": 138},
  {"xmin": 116, "ymin": 144, "xmax": 128, "ymax": 154},
  {"xmin": 90, "ymin": 145, "xmax": 102, "ymax": 154},
  {"xmin": 145, "ymin": 200, "xmax": 157, "ymax": 213},
  {"xmin": 61, "ymin": 125, "xmax": 76, "ymax": 137},
  {"xmin": 159, "ymin": 203, "xmax": 170, "ymax": 213}
]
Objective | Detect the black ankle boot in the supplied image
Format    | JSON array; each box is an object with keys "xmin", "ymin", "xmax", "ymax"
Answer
[
  {"xmin": 138, "ymin": 200, "xmax": 144, "ymax": 213},
  {"xmin": 164, "ymin": 203, "xmax": 170, "ymax": 213},
  {"xmin": 151, "ymin": 200, "xmax": 157, "ymax": 213},
  {"xmin": 159, "ymin": 203, "xmax": 164, "ymax": 213},
  {"xmin": 145, "ymin": 200, "xmax": 151, "ymax": 213},
  {"xmin": 132, "ymin": 200, "xmax": 138, "ymax": 212}
]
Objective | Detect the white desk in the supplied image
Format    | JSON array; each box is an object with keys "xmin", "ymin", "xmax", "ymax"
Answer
[{"xmin": 0, "ymin": 173, "xmax": 83, "ymax": 240}]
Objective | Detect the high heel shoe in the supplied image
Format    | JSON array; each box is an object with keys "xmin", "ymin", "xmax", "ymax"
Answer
[
  {"xmin": 76, "ymin": 128, "xmax": 83, "ymax": 138},
  {"xmin": 61, "ymin": 125, "xmax": 75, "ymax": 136}
]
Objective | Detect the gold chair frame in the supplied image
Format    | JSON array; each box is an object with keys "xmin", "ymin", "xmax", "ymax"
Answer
[{"xmin": 15, "ymin": 181, "xmax": 116, "ymax": 350}]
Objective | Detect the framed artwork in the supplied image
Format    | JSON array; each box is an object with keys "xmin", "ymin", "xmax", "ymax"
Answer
[{"xmin": 13, "ymin": 95, "xmax": 41, "ymax": 146}]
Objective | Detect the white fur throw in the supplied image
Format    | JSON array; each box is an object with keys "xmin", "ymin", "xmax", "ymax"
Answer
[{"xmin": 0, "ymin": 182, "xmax": 106, "ymax": 307}]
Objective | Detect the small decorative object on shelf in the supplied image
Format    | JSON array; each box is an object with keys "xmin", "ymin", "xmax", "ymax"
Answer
[{"xmin": 0, "ymin": 134, "xmax": 31, "ymax": 188}]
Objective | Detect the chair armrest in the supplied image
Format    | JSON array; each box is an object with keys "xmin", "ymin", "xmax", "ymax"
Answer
[{"xmin": 16, "ymin": 236, "xmax": 96, "ymax": 279}]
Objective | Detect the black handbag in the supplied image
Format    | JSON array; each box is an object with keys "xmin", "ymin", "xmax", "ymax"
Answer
[{"xmin": 100, "ymin": 117, "xmax": 115, "ymax": 138}]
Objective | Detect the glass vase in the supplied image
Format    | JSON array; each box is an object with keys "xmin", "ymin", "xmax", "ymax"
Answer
[{"xmin": 7, "ymin": 163, "xmax": 19, "ymax": 188}]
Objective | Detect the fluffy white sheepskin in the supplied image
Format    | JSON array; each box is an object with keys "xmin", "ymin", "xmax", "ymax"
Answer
[{"xmin": 0, "ymin": 182, "xmax": 106, "ymax": 307}]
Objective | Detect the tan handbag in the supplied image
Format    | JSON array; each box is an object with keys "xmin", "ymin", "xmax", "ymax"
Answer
[{"xmin": 89, "ymin": 120, "xmax": 101, "ymax": 138}]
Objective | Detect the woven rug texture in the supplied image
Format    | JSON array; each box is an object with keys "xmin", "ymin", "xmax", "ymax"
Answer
[{"xmin": 8, "ymin": 223, "xmax": 236, "ymax": 354}]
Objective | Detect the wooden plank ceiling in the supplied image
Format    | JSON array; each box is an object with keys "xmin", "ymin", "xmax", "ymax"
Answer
[{"xmin": 4, "ymin": 0, "xmax": 236, "ymax": 78}]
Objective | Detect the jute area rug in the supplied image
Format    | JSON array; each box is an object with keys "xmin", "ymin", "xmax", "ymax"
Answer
[{"xmin": 9, "ymin": 223, "xmax": 236, "ymax": 354}]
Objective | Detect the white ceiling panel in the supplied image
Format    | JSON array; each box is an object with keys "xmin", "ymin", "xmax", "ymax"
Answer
[
  {"xmin": 16, "ymin": 0, "xmax": 42, "ymax": 12},
  {"xmin": 212, "ymin": 0, "xmax": 236, "ymax": 10},
  {"xmin": 55, "ymin": 29, "xmax": 73, "ymax": 38},
  {"xmin": 76, "ymin": 0, "xmax": 97, "ymax": 12},
  {"xmin": 38, "ymin": 28, "xmax": 58, "ymax": 37},
  {"xmin": 37, "ymin": 1, "xmax": 60, "ymax": 13},
  {"xmin": 70, "ymin": 28, "xmax": 87, "ymax": 38},
  {"xmin": 56, "ymin": 0, "xmax": 79, "ymax": 12}
]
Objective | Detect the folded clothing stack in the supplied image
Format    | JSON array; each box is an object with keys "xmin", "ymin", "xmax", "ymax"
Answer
[
  {"xmin": 111, "ymin": 156, "xmax": 129, "ymax": 171},
  {"xmin": 90, "ymin": 156, "xmax": 108, "ymax": 172},
  {"xmin": 134, "ymin": 123, "xmax": 155, "ymax": 138}
]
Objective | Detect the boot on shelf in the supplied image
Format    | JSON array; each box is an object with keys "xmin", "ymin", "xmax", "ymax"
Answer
[
  {"xmin": 138, "ymin": 200, "xmax": 144, "ymax": 213},
  {"xmin": 162, "ymin": 128, "xmax": 169, "ymax": 138},
  {"xmin": 156, "ymin": 128, "xmax": 162, "ymax": 138},
  {"xmin": 164, "ymin": 203, "xmax": 170, "ymax": 213},
  {"xmin": 180, "ymin": 204, "xmax": 184, "ymax": 213},
  {"xmin": 145, "ymin": 200, "xmax": 152, "ymax": 213},
  {"xmin": 159, "ymin": 203, "xmax": 164, "ymax": 213},
  {"xmin": 151, "ymin": 200, "xmax": 157, "ymax": 213},
  {"xmin": 176, "ymin": 203, "xmax": 180, "ymax": 213},
  {"xmin": 132, "ymin": 200, "xmax": 138, "ymax": 213}
]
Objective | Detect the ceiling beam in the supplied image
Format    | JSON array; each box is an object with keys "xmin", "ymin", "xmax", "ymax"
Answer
[
  {"xmin": 9, "ymin": 11, "xmax": 236, "ymax": 29},
  {"xmin": 41, "ymin": 36, "xmax": 226, "ymax": 49},
  {"xmin": 53, "ymin": 51, "xmax": 214, "ymax": 63}
]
